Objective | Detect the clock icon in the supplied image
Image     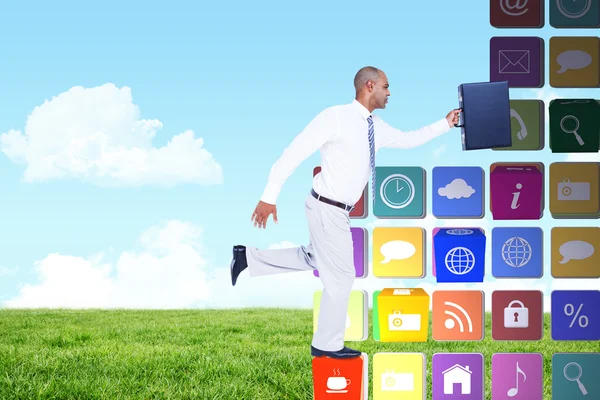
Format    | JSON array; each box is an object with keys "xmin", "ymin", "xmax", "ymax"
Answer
[
  {"xmin": 556, "ymin": 0, "xmax": 591, "ymax": 18},
  {"xmin": 380, "ymin": 174, "xmax": 415, "ymax": 209}
]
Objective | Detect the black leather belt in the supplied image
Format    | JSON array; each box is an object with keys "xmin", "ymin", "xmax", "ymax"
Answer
[{"xmin": 311, "ymin": 189, "xmax": 354, "ymax": 212}]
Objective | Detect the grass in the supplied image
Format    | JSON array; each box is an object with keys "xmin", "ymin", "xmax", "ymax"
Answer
[{"xmin": 0, "ymin": 309, "xmax": 596, "ymax": 399}]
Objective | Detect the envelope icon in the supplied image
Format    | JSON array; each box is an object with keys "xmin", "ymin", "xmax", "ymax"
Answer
[{"xmin": 499, "ymin": 50, "xmax": 530, "ymax": 74}]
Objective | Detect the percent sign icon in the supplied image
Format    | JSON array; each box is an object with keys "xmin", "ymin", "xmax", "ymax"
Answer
[{"xmin": 564, "ymin": 303, "xmax": 589, "ymax": 328}]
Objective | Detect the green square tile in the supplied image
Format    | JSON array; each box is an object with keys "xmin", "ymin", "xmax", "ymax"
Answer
[
  {"xmin": 493, "ymin": 100, "xmax": 544, "ymax": 151},
  {"xmin": 552, "ymin": 353, "xmax": 600, "ymax": 399},
  {"xmin": 550, "ymin": 99, "xmax": 600, "ymax": 153},
  {"xmin": 373, "ymin": 166, "xmax": 425, "ymax": 218}
]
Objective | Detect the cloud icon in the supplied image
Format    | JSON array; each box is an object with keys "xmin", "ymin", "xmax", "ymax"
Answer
[{"xmin": 438, "ymin": 178, "xmax": 475, "ymax": 199}]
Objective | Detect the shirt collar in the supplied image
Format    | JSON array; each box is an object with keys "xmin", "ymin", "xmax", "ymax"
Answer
[{"xmin": 352, "ymin": 99, "xmax": 372, "ymax": 120}]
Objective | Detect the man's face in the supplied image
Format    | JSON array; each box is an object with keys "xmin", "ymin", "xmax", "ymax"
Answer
[{"xmin": 370, "ymin": 72, "xmax": 390, "ymax": 109}]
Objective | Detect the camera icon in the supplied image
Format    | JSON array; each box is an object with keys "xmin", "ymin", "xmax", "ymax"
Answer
[
  {"xmin": 388, "ymin": 311, "xmax": 421, "ymax": 331},
  {"xmin": 381, "ymin": 370, "xmax": 414, "ymax": 391},
  {"xmin": 557, "ymin": 179, "xmax": 590, "ymax": 201}
]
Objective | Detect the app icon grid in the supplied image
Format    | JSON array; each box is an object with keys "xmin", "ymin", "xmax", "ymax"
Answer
[{"xmin": 310, "ymin": 6, "xmax": 599, "ymax": 398}]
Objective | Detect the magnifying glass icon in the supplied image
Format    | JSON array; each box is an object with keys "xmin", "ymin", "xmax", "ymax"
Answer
[
  {"xmin": 560, "ymin": 115, "xmax": 585, "ymax": 146},
  {"xmin": 564, "ymin": 362, "xmax": 588, "ymax": 395}
]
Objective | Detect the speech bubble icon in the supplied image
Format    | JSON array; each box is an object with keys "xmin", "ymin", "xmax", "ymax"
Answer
[
  {"xmin": 558, "ymin": 240, "xmax": 594, "ymax": 264},
  {"xmin": 380, "ymin": 240, "xmax": 416, "ymax": 264},
  {"xmin": 557, "ymin": 50, "xmax": 592, "ymax": 73}
]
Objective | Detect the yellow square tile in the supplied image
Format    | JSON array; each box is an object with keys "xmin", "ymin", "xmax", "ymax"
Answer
[
  {"xmin": 549, "ymin": 162, "xmax": 600, "ymax": 216},
  {"xmin": 550, "ymin": 37, "xmax": 600, "ymax": 88},
  {"xmin": 373, "ymin": 227, "xmax": 424, "ymax": 278},
  {"xmin": 373, "ymin": 353, "xmax": 425, "ymax": 399},
  {"xmin": 551, "ymin": 227, "xmax": 600, "ymax": 278},
  {"xmin": 377, "ymin": 288, "xmax": 429, "ymax": 342}
]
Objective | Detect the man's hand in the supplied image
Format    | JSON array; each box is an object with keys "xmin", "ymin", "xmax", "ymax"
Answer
[
  {"xmin": 446, "ymin": 108, "xmax": 462, "ymax": 127},
  {"xmin": 251, "ymin": 200, "xmax": 278, "ymax": 229}
]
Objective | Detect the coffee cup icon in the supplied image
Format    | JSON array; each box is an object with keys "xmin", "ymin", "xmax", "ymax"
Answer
[{"xmin": 326, "ymin": 376, "xmax": 351, "ymax": 392}]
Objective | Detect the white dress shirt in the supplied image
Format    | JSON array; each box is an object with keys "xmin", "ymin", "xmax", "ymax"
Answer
[{"xmin": 260, "ymin": 99, "xmax": 451, "ymax": 206}]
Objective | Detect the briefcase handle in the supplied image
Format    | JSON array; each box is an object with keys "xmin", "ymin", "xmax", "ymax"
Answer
[
  {"xmin": 455, "ymin": 87, "xmax": 464, "ymax": 128},
  {"xmin": 454, "ymin": 109, "xmax": 464, "ymax": 128}
]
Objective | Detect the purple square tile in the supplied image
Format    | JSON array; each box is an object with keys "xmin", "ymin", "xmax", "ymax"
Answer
[
  {"xmin": 490, "ymin": 36, "xmax": 544, "ymax": 88},
  {"xmin": 492, "ymin": 353, "xmax": 543, "ymax": 399},
  {"xmin": 314, "ymin": 227, "xmax": 366, "ymax": 278},
  {"xmin": 432, "ymin": 353, "xmax": 484, "ymax": 399}
]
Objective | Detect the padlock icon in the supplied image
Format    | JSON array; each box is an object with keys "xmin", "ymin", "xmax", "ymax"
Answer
[{"xmin": 504, "ymin": 300, "xmax": 529, "ymax": 328}]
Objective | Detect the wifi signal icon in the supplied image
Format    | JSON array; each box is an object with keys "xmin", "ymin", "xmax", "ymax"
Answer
[{"xmin": 444, "ymin": 301, "xmax": 473, "ymax": 332}]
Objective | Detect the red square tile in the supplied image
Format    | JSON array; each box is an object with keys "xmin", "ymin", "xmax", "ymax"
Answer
[
  {"xmin": 312, "ymin": 355, "xmax": 366, "ymax": 399},
  {"xmin": 490, "ymin": 0, "xmax": 544, "ymax": 28},
  {"xmin": 492, "ymin": 290, "xmax": 543, "ymax": 340}
]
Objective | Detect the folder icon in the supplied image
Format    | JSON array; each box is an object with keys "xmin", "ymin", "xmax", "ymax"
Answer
[{"xmin": 457, "ymin": 81, "xmax": 512, "ymax": 150}]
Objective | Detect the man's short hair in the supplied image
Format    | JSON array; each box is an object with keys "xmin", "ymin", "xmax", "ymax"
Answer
[{"xmin": 354, "ymin": 66, "xmax": 381, "ymax": 91}]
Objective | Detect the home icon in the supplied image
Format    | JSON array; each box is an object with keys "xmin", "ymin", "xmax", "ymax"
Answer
[{"xmin": 442, "ymin": 364, "xmax": 472, "ymax": 394}]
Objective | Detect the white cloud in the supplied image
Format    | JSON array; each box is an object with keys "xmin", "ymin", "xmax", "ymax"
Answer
[
  {"xmin": 437, "ymin": 178, "xmax": 475, "ymax": 199},
  {"xmin": 5, "ymin": 253, "xmax": 115, "ymax": 308},
  {"xmin": 0, "ymin": 84, "xmax": 223, "ymax": 187},
  {"xmin": 4, "ymin": 220, "xmax": 211, "ymax": 308},
  {"xmin": 2, "ymin": 228, "xmax": 331, "ymax": 310}
]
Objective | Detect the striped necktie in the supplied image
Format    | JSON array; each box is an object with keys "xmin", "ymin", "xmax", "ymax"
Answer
[{"xmin": 367, "ymin": 115, "xmax": 376, "ymax": 204}]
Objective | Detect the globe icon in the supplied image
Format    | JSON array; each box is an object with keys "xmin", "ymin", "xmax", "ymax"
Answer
[
  {"xmin": 501, "ymin": 236, "xmax": 531, "ymax": 268},
  {"xmin": 444, "ymin": 247, "xmax": 476, "ymax": 275}
]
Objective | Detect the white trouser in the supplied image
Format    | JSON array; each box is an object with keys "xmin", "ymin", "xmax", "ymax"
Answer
[{"xmin": 246, "ymin": 192, "xmax": 355, "ymax": 351}]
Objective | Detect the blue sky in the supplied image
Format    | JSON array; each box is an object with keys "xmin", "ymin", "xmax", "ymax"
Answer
[{"xmin": 0, "ymin": 0, "xmax": 597, "ymax": 309}]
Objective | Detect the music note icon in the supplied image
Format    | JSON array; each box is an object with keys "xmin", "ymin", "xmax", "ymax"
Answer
[
  {"xmin": 493, "ymin": 353, "xmax": 542, "ymax": 399},
  {"xmin": 507, "ymin": 362, "xmax": 527, "ymax": 397}
]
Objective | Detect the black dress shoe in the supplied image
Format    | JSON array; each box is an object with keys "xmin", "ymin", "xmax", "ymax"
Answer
[
  {"xmin": 311, "ymin": 345, "xmax": 361, "ymax": 358},
  {"xmin": 230, "ymin": 245, "xmax": 248, "ymax": 286}
]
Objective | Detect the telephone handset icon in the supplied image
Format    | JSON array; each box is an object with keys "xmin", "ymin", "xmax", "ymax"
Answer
[{"xmin": 510, "ymin": 109, "xmax": 528, "ymax": 141}]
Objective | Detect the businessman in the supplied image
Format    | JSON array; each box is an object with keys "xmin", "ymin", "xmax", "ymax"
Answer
[{"xmin": 231, "ymin": 66, "xmax": 460, "ymax": 358}]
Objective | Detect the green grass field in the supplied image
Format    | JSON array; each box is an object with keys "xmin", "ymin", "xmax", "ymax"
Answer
[{"xmin": 0, "ymin": 309, "xmax": 595, "ymax": 399}]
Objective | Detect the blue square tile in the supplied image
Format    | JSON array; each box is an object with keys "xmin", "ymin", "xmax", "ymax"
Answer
[
  {"xmin": 432, "ymin": 166, "xmax": 484, "ymax": 218},
  {"xmin": 434, "ymin": 228, "xmax": 486, "ymax": 283},
  {"xmin": 492, "ymin": 227, "xmax": 543, "ymax": 278}
]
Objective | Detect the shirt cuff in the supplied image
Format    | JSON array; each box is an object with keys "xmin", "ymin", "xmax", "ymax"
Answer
[{"xmin": 260, "ymin": 181, "xmax": 281, "ymax": 205}]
